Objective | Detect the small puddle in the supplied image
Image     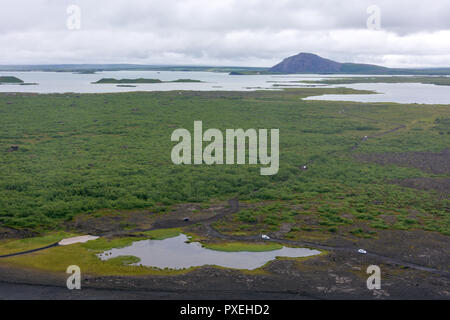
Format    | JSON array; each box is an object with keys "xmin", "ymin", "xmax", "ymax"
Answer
[{"xmin": 97, "ymin": 234, "xmax": 321, "ymax": 270}]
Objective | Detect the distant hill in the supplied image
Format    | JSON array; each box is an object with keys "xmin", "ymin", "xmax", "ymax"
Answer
[
  {"xmin": 270, "ymin": 53, "xmax": 450, "ymax": 75},
  {"xmin": 0, "ymin": 56, "xmax": 449, "ymax": 75},
  {"xmin": 270, "ymin": 53, "xmax": 344, "ymax": 73},
  {"xmin": 0, "ymin": 64, "xmax": 266, "ymax": 74}
]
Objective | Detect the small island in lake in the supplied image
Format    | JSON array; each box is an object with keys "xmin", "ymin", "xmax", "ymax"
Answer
[
  {"xmin": 0, "ymin": 76, "xmax": 37, "ymax": 85},
  {"xmin": 0, "ymin": 76, "xmax": 24, "ymax": 84},
  {"xmin": 170, "ymin": 78, "xmax": 203, "ymax": 83},
  {"xmin": 92, "ymin": 78, "xmax": 203, "ymax": 84},
  {"xmin": 73, "ymin": 70, "xmax": 97, "ymax": 74}
]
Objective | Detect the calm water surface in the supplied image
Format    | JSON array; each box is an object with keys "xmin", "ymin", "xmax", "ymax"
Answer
[
  {"xmin": 0, "ymin": 71, "xmax": 324, "ymax": 93},
  {"xmin": 303, "ymin": 82, "xmax": 450, "ymax": 104},
  {"xmin": 1, "ymin": 71, "xmax": 448, "ymax": 104},
  {"xmin": 97, "ymin": 234, "xmax": 321, "ymax": 270}
]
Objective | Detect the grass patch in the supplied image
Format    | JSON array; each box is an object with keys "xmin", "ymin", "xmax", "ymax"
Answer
[
  {"xmin": 139, "ymin": 228, "xmax": 182, "ymax": 240},
  {"xmin": 107, "ymin": 255, "xmax": 141, "ymax": 266},
  {"xmin": 0, "ymin": 231, "xmax": 76, "ymax": 255},
  {"xmin": 1, "ymin": 231, "xmax": 191, "ymax": 276},
  {"xmin": 0, "ymin": 89, "xmax": 448, "ymax": 236},
  {"xmin": 202, "ymin": 241, "xmax": 283, "ymax": 252}
]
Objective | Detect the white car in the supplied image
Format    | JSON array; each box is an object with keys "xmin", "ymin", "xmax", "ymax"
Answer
[
  {"xmin": 261, "ymin": 234, "xmax": 270, "ymax": 240},
  {"xmin": 358, "ymin": 249, "xmax": 367, "ymax": 254}
]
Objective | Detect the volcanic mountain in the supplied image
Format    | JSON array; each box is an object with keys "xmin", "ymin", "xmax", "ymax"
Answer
[{"xmin": 270, "ymin": 53, "xmax": 391, "ymax": 74}]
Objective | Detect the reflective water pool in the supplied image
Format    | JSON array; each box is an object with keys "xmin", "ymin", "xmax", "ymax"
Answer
[{"xmin": 97, "ymin": 234, "xmax": 321, "ymax": 270}]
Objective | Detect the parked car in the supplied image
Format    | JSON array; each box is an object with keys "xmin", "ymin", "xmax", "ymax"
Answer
[
  {"xmin": 358, "ymin": 249, "xmax": 367, "ymax": 254},
  {"xmin": 261, "ymin": 234, "xmax": 270, "ymax": 240}
]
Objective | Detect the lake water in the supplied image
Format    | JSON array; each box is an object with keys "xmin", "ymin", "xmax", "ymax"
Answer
[
  {"xmin": 97, "ymin": 234, "xmax": 321, "ymax": 270},
  {"xmin": 0, "ymin": 70, "xmax": 325, "ymax": 93},
  {"xmin": 303, "ymin": 82, "xmax": 450, "ymax": 105},
  {"xmin": 0, "ymin": 71, "xmax": 448, "ymax": 104}
]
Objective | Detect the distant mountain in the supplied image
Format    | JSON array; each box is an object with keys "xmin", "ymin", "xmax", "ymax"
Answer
[
  {"xmin": 270, "ymin": 53, "xmax": 343, "ymax": 73},
  {"xmin": 269, "ymin": 53, "xmax": 450, "ymax": 75},
  {"xmin": 1, "ymin": 55, "xmax": 449, "ymax": 75},
  {"xmin": 270, "ymin": 53, "xmax": 389, "ymax": 74}
]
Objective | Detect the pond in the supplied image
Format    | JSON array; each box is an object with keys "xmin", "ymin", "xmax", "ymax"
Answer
[{"xmin": 97, "ymin": 234, "xmax": 321, "ymax": 270}]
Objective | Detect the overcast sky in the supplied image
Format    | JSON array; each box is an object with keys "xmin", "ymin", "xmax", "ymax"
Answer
[{"xmin": 1, "ymin": 0, "xmax": 450, "ymax": 67}]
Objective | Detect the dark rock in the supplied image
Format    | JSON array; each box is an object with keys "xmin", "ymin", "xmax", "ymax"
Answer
[{"xmin": 6, "ymin": 145, "xmax": 19, "ymax": 152}]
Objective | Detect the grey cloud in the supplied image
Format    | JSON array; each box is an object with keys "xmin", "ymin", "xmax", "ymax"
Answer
[{"xmin": 0, "ymin": 0, "xmax": 449, "ymax": 67}]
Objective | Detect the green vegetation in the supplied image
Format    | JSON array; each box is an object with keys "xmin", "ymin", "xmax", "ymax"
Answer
[
  {"xmin": 170, "ymin": 79, "xmax": 203, "ymax": 83},
  {"xmin": 140, "ymin": 228, "xmax": 182, "ymax": 240},
  {"xmin": 0, "ymin": 88, "xmax": 448, "ymax": 239},
  {"xmin": 94, "ymin": 78, "xmax": 163, "ymax": 84},
  {"xmin": 93, "ymin": 78, "xmax": 203, "ymax": 84},
  {"xmin": 0, "ymin": 238, "xmax": 311, "ymax": 276},
  {"xmin": 73, "ymin": 70, "xmax": 97, "ymax": 74},
  {"xmin": 0, "ymin": 228, "xmax": 185, "ymax": 275},
  {"xmin": 0, "ymin": 76, "xmax": 24, "ymax": 84},
  {"xmin": 106, "ymin": 255, "xmax": 141, "ymax": 266},
  {"xmin": 297, "ymin": 76, "xmax": 450, "ymax": 86},
  {"xmin": 0, "ymin": 236, "xmax": 190, "ymax": 275},
  {"xmin": 0, "ymin": 231, "xmax": 75, "ymax": 255},
  {"xmin": 202, "ymin": 241, "xmax": 283, "ymax": 252},
  {"xmin": 0, "ymin": 230, "xmax": 322, "ymax": 274}
]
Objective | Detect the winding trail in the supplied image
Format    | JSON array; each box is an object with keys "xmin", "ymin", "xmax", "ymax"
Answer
[
  {"xmin": 191, "ymin": 113, "xmax": 445, "ymax": 278},
  {"xmin": 201, "ymin": 199, "xmax": 450, "ymax": 278},
  {"xmin": 0, "ymin": 242, "xmax": 59, "ymax": 258}
]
